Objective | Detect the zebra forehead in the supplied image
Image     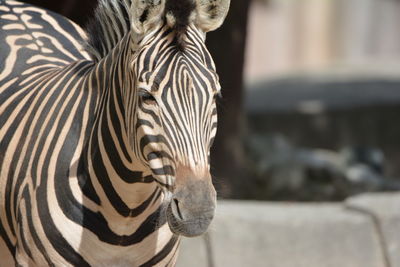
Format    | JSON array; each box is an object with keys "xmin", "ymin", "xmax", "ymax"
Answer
[
  {"xmin": 135, "ymin": 33, "xmax": 216, "ymax": 88},
  {"xmin": 139, "ymin": 56, "xmax": 217, "ymax": 96}
]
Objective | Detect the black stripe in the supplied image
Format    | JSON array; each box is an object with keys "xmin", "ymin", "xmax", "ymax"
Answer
[
  {"xmin": 140, "ymin": 134, "xmax": 169, "ymax": 151},
  {"xmin": 23, "ymin": 186, "xmax": 57, "ymax": 267},
  {"xmin": 147, "ymin": 151, "xmax": 173, "ymax": 161},
  {"xmin": 0, "ymin": 221, "xmax": 15, "ymax": 260},
  {"xmin": 16, "ymin": 200, "xmax": 33, "ymax": 259},
  {"xmin": 151, "ymin": 165, "xmax": 175, "ymax": 176},
  {"xmin": 139, "ymin": 235, "xmax": 179, "ymax": 267}
]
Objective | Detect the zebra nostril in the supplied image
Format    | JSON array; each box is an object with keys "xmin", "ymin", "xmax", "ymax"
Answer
[{"xmin": 173, "ymin": 198, "xmax": 184, "ymax": 221}]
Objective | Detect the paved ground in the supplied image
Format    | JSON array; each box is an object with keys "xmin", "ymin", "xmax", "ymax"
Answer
[{"xmin": 177, "ymin": 193, "xmax": 400, "ymax": 267}]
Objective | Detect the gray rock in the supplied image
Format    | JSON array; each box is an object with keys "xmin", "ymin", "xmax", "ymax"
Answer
[
  {"xmin": 208, "ymin": 201, "xmax": 385, "ymax": 267},
  {"xmin": 346, "ymin": 193, "xmax": 400, "ymax": 267}
]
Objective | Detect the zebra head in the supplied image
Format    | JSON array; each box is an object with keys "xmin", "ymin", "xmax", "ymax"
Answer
[{"xmin": 128, "ymin": 0, "xmax": 230, "ymax": 237}]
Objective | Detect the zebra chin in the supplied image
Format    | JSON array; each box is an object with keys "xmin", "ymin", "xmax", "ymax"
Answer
[{"xmin": 165, "ymin": 178, "xmax": 217, "ymax": 237}]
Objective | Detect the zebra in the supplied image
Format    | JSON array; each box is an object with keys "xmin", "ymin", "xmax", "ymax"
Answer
[{"xmin": 0, "ymin": 0, "xmax": 230, "ymax": 265}]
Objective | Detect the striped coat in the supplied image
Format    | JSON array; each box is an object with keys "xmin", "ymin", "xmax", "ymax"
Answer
[{"xmin": 0, "ymin": 0, "xmax": 230, "ymax": 266}]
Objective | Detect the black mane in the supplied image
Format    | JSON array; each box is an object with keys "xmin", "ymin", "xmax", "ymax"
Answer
[
  {"xmin": 85, "ymin": 0, "xmax": 197, "ymax": 61},
  {"xmin": 165, "ymin": 0, "xmax": 196, "ymax": 50}
]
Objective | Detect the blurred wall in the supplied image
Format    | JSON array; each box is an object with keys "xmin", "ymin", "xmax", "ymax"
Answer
[{"xmin": 246, "ymin": 0, "xmax": 400, "ymax": 82}]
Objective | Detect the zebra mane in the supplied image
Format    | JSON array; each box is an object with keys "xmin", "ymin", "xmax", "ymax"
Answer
[{"xmin": 85, "ymin": 0, "xmax": 196, "ymax": 62}]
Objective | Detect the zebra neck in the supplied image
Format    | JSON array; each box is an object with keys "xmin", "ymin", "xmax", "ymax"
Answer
[{"xmin": 83, "ymin": 33, "xmax": 158, "ymax": 215}]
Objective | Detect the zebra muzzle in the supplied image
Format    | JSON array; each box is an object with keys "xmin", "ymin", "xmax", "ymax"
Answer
[{"xmin": 167, "ymin": 179, "xmax": 216, "ymax": 237}]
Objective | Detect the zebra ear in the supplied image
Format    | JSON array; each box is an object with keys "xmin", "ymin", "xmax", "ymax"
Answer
[
  {"xmin": 195, "ymin": 0, "xmax": 230, "ymax": 32},
  {"xmin": 131, "ymin": 0, "xmax": 166, "ymax": 34}
]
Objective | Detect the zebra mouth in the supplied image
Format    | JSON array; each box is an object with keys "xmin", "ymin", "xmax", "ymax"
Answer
[{"xmin": 166, "ymin": 197, "xmax": 214, "ymax": 237}]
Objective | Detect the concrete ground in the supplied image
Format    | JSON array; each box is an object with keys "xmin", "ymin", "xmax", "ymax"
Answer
[{"xmin": 176, "ymin": 193, "xmax": 400, "ymax": 267}]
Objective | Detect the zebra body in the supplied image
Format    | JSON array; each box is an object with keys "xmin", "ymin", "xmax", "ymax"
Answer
[{"xmin": 0, "ymin": 0, "xmax": 229, "ymax": 266}]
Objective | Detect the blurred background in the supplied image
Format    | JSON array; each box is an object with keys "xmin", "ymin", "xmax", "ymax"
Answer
[{"xmin": 24, "ymin": 0, "xmax": 400, "ymax": 202}]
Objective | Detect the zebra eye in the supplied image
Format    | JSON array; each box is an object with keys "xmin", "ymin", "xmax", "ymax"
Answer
[{"xmin": 138, "ymin": 89, "xmax": 156, "ymax": 103}]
